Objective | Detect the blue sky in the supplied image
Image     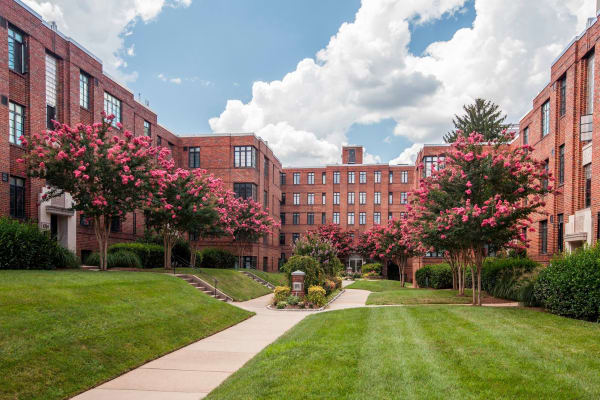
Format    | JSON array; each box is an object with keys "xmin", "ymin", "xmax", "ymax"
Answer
[{"xmin": 122, "ymin": 0, "xmax": 475, "ymax": 163}]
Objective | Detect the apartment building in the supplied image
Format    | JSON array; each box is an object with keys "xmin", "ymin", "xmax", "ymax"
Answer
[{"xmin": 280, "ymin": 146, "xmax": 414, "ymax": 279}]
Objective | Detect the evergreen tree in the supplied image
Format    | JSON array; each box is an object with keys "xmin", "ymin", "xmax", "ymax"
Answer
[{"xmin": 444, "ymin": 98, "xmax": 509, "ymax": 143}]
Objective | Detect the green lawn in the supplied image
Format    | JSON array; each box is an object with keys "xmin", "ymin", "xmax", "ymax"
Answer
[
  {"xmin": 346, "ymin": 279, "xmax": 410, "ymax": 292},
  {"xmin": 0, "ymin": 271, "xmax": 252, "ymax": 400},
  {"xmin": 250, "ymin": 270, "xmax": 288, "ymax": 287},
  {"xmin": 367, "ymin": 288, "xmax": 474, "ymax": 305},
  {"xmin": 206, "ymin": 306, "xmax": 600, "ymax": 400}
]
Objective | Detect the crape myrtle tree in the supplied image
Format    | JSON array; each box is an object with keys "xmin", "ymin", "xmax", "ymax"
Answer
[
  {"xmin": 293, "ymin": 232, "xmax": 343, "ymax": 277},
  {"xmin": 144, "ymin": 148, "xmax": 225, "ymax": 270},
  {"xmin": 18, "ymin": 115, "xmax": 156, "ymax": 270},
  {"xmin": 411, "ymin": 132, "xmax": 552, "ymax": 305},
  {"xmin": 220, "ymin": 191, "xmax": 278, "ymax": 269},
  {"xmin": 316, "ymin": 224, "xmax": 355, "ymax": 264}
]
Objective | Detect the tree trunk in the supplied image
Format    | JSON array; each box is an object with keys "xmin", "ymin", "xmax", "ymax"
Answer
[
  {"xmin": 93, "ymin": 215, "xmax": 111, "ymax": 271},
  {"xmin": 457, "ymin": 263, "xmax": 463, "ymax": 296},
  {"xmin": 189, "ymin": 237, "xmax": 198, "ymax": 268},
  {"xmin": 163, "ymin": 232, "xmax": 175, "ymax": 271},
  {"xmin": 475, "ymin": 248, "xmax": 484, "ymax": 306},
  {"xmin": 471, "ymin": 265, "xmax": 476, "ymax": 305}
]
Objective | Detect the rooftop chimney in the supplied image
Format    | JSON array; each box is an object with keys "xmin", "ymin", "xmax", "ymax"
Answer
[{"xmin": 50, "ymin": 21, "xmax": 57, "ymax": 31}]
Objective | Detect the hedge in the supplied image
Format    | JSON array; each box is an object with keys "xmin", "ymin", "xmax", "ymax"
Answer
[
  {"xmin": 361, "ymin": 263, "xmax": 382, "ymax": 275},
  {"xmin": 86, "ymin": 250, "xmax": 143, "ymax": 269},
  {"xmin": 200, "ymin": 247, "xmax": 236, "ymax": 269},
  {"xmin": 535, "ymin": 245, "xmax": 600, "ymax": 322},
  {"xmin": 0, "ymin": 217, "xmax": 80, "ymax": 269},
  {"xmin": 281, "ymin": 255, "xmax": 323, "ymax": 291},
  {"xmin": 415, "ymin": 263, "xmax": 452, "ymax": 289},
  {"xmin": 136, "ymin": 234, "xmax": 190, "ymax": 260},
  {"xmin": 108, "ymin": 242, "xmax": 163, "ymax": 268}
]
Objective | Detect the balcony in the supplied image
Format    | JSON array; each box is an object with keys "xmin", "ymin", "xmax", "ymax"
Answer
[
  {"xmin": 564, "ymin": 208, "xmax": 592, "ymax": 252},
  {"xmin": 580, "ymin": 114, "xmax": 593, "ymax": 141}
]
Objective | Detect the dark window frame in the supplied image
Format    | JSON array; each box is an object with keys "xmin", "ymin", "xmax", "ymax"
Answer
[
  {"xmin": 233, "ymin": 146, "xmax": 257, "ymax": 168},
  {"xmin": 188, "ymin": 147, "xmax": 200, "ymax": 168},
  {"xmin": 233, "ymin": 182, "xmax": 258, "ymax": 201},
  {"xmin": 559, "ymin": 75, "xmax": 567, "ymax": 117},
  {"xmin": 9, "ymin": 176, "xmax": 25, "ymax": 219}
]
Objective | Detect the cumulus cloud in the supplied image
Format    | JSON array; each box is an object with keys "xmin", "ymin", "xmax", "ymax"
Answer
[
  {"xmin": 22, "ymin": 0, "xmax": 192, "ymax": 82},
  {"xmin": 389, "ymin": 143, "xmax": 423, "ymax": 165},
  {"xmin": 209, "ymin": 0, "xmax": 594, "ymax": 166}
]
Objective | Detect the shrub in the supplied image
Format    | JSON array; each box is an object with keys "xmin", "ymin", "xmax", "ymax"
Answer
[
  {"xmin": 276, "ymin": 301, "xmax": 287, "ymax": 309},
  {"xmin": 292, "ymin": 232, "xmax": 343, "ymax": 277},
  {"xmin": 137, "ymin": 233, "xmax": 190, "ymax": 260},
  {"xmin": 200, "ymin": 247, "xmax": 236, "ymax": 269},
  {"xmin": 323, "ymin": 279, "xmax": 336, "ymax": 295},
  {"xmin": 85, "ymin": 250, "xmax": 142, "ymax": 269},
  {"xmin": 415, "ymin": 263, "xmax": 453, "ymax": 289},
  {"xmin": 332, "ymin": 276, "xmax": 342, "ymax": 289},
  {"xmin": 361, "ymin": 263, "xmax": 382, "ymax": 275},
  {"xmin": 352, "ymin": 272, "xmax": 362, "ymax": 279},
  {"xmin": 194, "ymin": 251, "xmax": 204, "ymax": 268},
  {"xmin": 307, "ymin": 285, "xmax": 326, "ymax": 307},
  {"xmin": 109, "ymin": 242, "xmax": 163, "ymax": 268},
  {"xmin": 0, "ymin": 217, "xmax": 78, "ymax": 269},
  {"xmin": 286, "ymin": 295, "xmax": 300, "ymax": 306},
  {"xmin": 281, "ymin": 255, "xmax": 323, "ymax": 290},
  {"xmin": 535, "ymin": 246, "xmax": 600, "ymax": 322},
  {"xmin": 274, "ymin": 286, "xmax": 291, "ymax": 303}
]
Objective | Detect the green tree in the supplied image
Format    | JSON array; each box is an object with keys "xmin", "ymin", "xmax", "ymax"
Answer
[{"xmin": 444, "ymin": 98, "xmax": 509, "ymax": 143}]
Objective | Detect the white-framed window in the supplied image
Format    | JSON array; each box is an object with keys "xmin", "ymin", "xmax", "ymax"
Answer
[
  {"xmin": 103, "ymin": 92, "xmax": 122, "ymax": 126},
  {"xmin": 388, "ymin": 193, "xmax": 393, "ymax": 204},
  {"xmin": 401, "ymin": 171, "xmax": 408, "ymax": 183},
  {"xmin": 307, "ymin": 193, "xmax": 315, "ymax": 205},
  {"xmin": 541, "ymin": 100, "xmax": 550, "ymax": 137},
  {"xmin": 374, "ymin": 171, "xmax": 381, "ymax": 183},
  {"xmin": 359, "ymin": 212, "xmax": 366, "ymax": 225},
  {"xmin": 322, "ymin": 172, "xmax": 326, "ymax": 184},
  {"xmin": 348, "ymin": 171, "xmax": 355, "ymax": 184},
  {"xmin": 46, "ymin": 53, "xmax": 58, "ymax": 129},
  {"xmin": 8, "ymin": 26, "xmax": 26, "ymax": 73},
  {"xmin": 333, "ymin": 212, "xmax": 340, "ymax": 224},
  {"xmin": 293, "ymin": 193, "xmax": 300, "ymax": 205},
  {"xmin": 144, "ymin": 120, "xmax": 151, "ymax": 136},
  {"xmin": 374, "ymin": 212, "xmax": 381, "ymax": 225},
  {"xmin": 359, "ymin": 192, "xmax": 366, "ymax": 205},
  {"xmin": 322, "ymin": 193, "xmax": 326, "ymax": 204},
  {"xmin": 389, "ymin": 172, "xmax": 393, "ymax": 183},
  {"xmin": 333, "ymin": 171, "xmax": 340, "ymax": 184},
  {"xmin": 347, "ymin": 212, "xmax": 355, "ymax": 225},
  {"xmin": 79, "ymin": 71, "xmax": 89, "ymax": 109},
  {"xmin": 333, "ymin": 192, "xmax": 340, "ymax": 205},
  {"xmin": 293, "ymin": 172, "xmax": 300, "ymax": 184},
  {"xmin": 359, "ymin": 171, "xmax": 366, "ymax": 183},
  {"xmin": 307, "ymin": 172, "xmax": 314, "ymax": 185},
  {"xmin": 9, "ymin": 102, "xmax": 24, "ymax": 145},
  {"xmin": 234, "ymin": 146, "xmax": 257, "ymax": 168},
  {"xmin": 374, "ymin": 192, "xmax": 381, "ymax": 205},
  {"xmin": 348, "ymin": 192, "xmax": 355, "ymax": 205},
  {"xmin": 401, "ymin": 192, "xmax": 408, "ymax": 204}
]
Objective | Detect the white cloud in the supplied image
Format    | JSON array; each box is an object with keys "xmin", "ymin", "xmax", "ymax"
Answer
[
  {"xmin": 22, "ymin": 0, "xmax": 192, "ymax": 82},
  {"xmin": 170, "ymin": 77, "xmax": 182, "ymax": 84},
  {"xmin": 389, "ymin": 143, "xmax": 423, "ymax": 165},
  {"xmin": 126, "ymin": 44, "xmax": 135, "ymax": 56},
  {"xmin": 209, "ymin": 0, "xmax": 594, "ymax": 166}
]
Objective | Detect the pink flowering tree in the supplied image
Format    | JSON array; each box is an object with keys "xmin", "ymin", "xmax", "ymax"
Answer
[
  {"xmin": 316, "ymin": 224, "xmax": 355, "ymax": 264},
  {"xmin": 220, "ymin": 192, "xmax": 278, "ymax": 269},
  {"xmin": 144, "ymin": 150, "xmax": 226, "ymax": 270},
  {"xmin": 293, "ymin": 231, "xmax": 343, "ymax": 277},
  {"xmin": 411, "ymin": 132, "xmax": 552, "ymax": 305},
  {"xmin": 18, "ymin": 115, "xmax": 156, "ymax": 270}
]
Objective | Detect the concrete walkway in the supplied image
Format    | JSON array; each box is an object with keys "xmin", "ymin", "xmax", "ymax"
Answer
[{"xmin": 73, "ymin": 294, "xmax": 308, "ymax": 400}]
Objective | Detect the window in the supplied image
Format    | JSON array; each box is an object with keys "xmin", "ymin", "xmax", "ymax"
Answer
[
  {"xmin": 389, "ymin": 172, "xmax": 393, "ymax": 183},
  {"xmin": 388, "ymin": 193, "xmax": 393, "ymax": 204},
  {"xmin": 374, "ymin": 192, "xmax": 381, "ymax": 205},
  {"xmin": 557, "ymin": 214, "xmax": 564, "ymax": 253},
  {"xmin": 307, "ymin": 212, "xmax": 314, "ymax": 225},
  {"xmin": 321, "ymin": 213, "xmax": 326, "ymax": 224},
  {"xmin": 79, "ymin": 213, "xmax": 91, "ymax": 227},
  {"xmin": 348, "ymin": 171, "xmax": 355, "ymax": 184},
  {"xmin": 359, "ymin": 171, "xmax": 366, "ymax": 183},
  {"xmin": 333, "ymin": 171, "xmax": 340, "ymax": 184},
  {"xmin": 400, "ymin": 192, "xmax": 408, "ymax": 204},
  {"xmin": 79, "ymin": 72, "xmax": 90, "ymax": 109},
  {"xmin": 263, "ymin": 190, "xmax": 268, "ymax": 209},
  {"xmin": 157, "ymin": 136, "xmax": 162, "ymax": 146},
  {"xmin": 388, "ymin": 212, "xmax": 393, "ymax": 221},
  {"xmin": 400, "ymin": 212, "xmax": 407, "ymax": 219},
  {"xmin": 280, "ymin": 213, "xmax": 286, "ymax": 225},
  {"xmin": 322, "ymin": 172, "xmax": 326, "ymax": 184},
  {"xmin": 333, "ymin": 212, "xmax": 340, "ymax": 224},
  {"xmin": 322, "ymin": 193, "xmax": 326, "ymax": 204},
  {"xmin": 279, "ymin": 233, "xmax": 285, "ymax": 245},
  {"xmin": 264, "ymin": 157, "xmax": 269, "ymax": 178},
  {"xmin": 104, "ymin": 92, "xmax": 122, "ymax": 126},
  {"xmin": 558, "ymin": 145, "xmax": 565, "ymax": 185},
  {"xmin": 347, "ymin": 212, "xmax": 355, "ymax": 225},
  {"xmin": 374, "ymin": 212, "xmax": 381, "ymax": 225},
  {"xmin": 426, "ymin": 250, "xmax": 444, "ymax": 258},
  {"xmin": 189, "ymin": 147, "xmax": 200, "ymax": 168},
  {"xmin": 423, "ymin": 156, "xmax": 444, "ymax": 177},
  {"xmin": 241, "ymin": 256, "xmax": 257, "ymax": 269},
  {"xmin": 307, "ymin": 172, "xmax": 314, "ymax": 185},
  {"xmin": 540, "ymin": 220, "xmax": 548, "ymax": 254},
  {"xmin": 9, "ymin": 102, "xmax": 24, "ymax": 145},
  {"xmin": 234, "ymin": 146, "xmax": 256, "ymax": 168},
  {"xmin": 348, "ymin": 192, "xmax": 355, "ymax": 205},
  {"xmin": 523, "ymin": 127, "xmax": 529, "ymax": 145},
  {"xmin": 143, "ymin": 120, "xmax": 151, "ymax": 136},
  {"xmin": 280, "ymin": 173, "xmax": 286, "ymax": 185},
  {"xmin": 584, "ymin": 163, "xmax": 592, "ymax": 208},
  {"xmin": 586, "ymin": 52, "xmax": 595, "ymax": 114},
  {"xmin": 359, "ymin": 212, "xmax": 366, "ymax": 225},
  {"xmin": 374, "ymin": 171, "xmax": 381, "ymax": 183},
  {"xmin": 543, "ymin": 160, "xmax": 549, "ymax": 190},
  {"xmin": 293, "ymin": 172, "xmax": 300, "ymax": 184},
  {"xmin": 111, "ymin": 216, "xmax": 121, "ymax": 233},
  {"xmin": 46, "ymin": 53, "xmax": 58, "ymax": 129},
  {"xmin": 559, "ymin": 75, "xmax": 567, "ymax": 117},
  {"xmin": 9, "ymin": 177, "xmax": 25, "ymax": 218},
  {"xmin": 359, "ymin": 192, "xmax": 366, "ymax": 205},
  {"xmin": 8, "ymin": 26, "xmax": 26, "ymax": 73},
  {"xmin": 541, "ymin": 100, "xmax": 550, "ymax": 137},
  {"xmin": 401, "ymin": 171, "xmax": 408, "ymax": 183},
  {"xmin": 333, "ymin": 192, "xmax": 340, "ymax": 205},
  {"xmin": 233, "ymin": 183, "xmax": 257, "ymax": 201},
  {"xmin": 281, "ymin": 193, "xmax": 286, "ymax": 205},
  {"xmin": 292, "ymin": 233, "xmax": 300, "ymax": 243},
  {"xmin": 293, "ymin": 193, "xmax": 300, "ymax": 205},
  {"xmin": 293, "ymin": 213, "xmax": 300, "ymax": 225},
  {"xmin": 348, "ymin": 148, "xmax": 356, "ymax": 163},
  {"xmin": 307, "ymin": 193, "xmax": 315, "ymax": 205}
]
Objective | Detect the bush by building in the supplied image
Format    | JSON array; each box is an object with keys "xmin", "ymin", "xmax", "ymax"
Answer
[
  {"xmin": 136, "ymin": 233, "xmax": 191, "ymax": 261},
  {"xmin": 535, "ymin": 246, "xmax": 600, "ymax": 322},
  {"xmin": 415, "ymin": 263, "xmax": 453, "ymax": 289},
  {"xmin": 281, "ymin": 255, "xmax": 323, "ymax": 290},
  {"xmin": 108, "ymin": 242, "xmax": 163, "ymax": 268},
  {"xmin": 361, "ymin": 263, "xmax": 382, "ymax": 275},
  {"xmin": 86, "ymin": 250, "xmax": 143, "ymax": 269},
  {"xmin": 0, "ymin": 217, "xmax": 79, "ymax": 269},
  {"xmin": 199, "ymin": 247, "xmax": 236, "ymax": 269}
]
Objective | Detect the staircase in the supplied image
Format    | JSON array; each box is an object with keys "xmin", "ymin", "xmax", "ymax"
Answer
[
  {"xmin": 177, "ymin": 274, "xmax": 233, "ymax": 302},
  {"xmin": 241, "ymin": 270, "xmax": 275, "ymax": 290}
]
